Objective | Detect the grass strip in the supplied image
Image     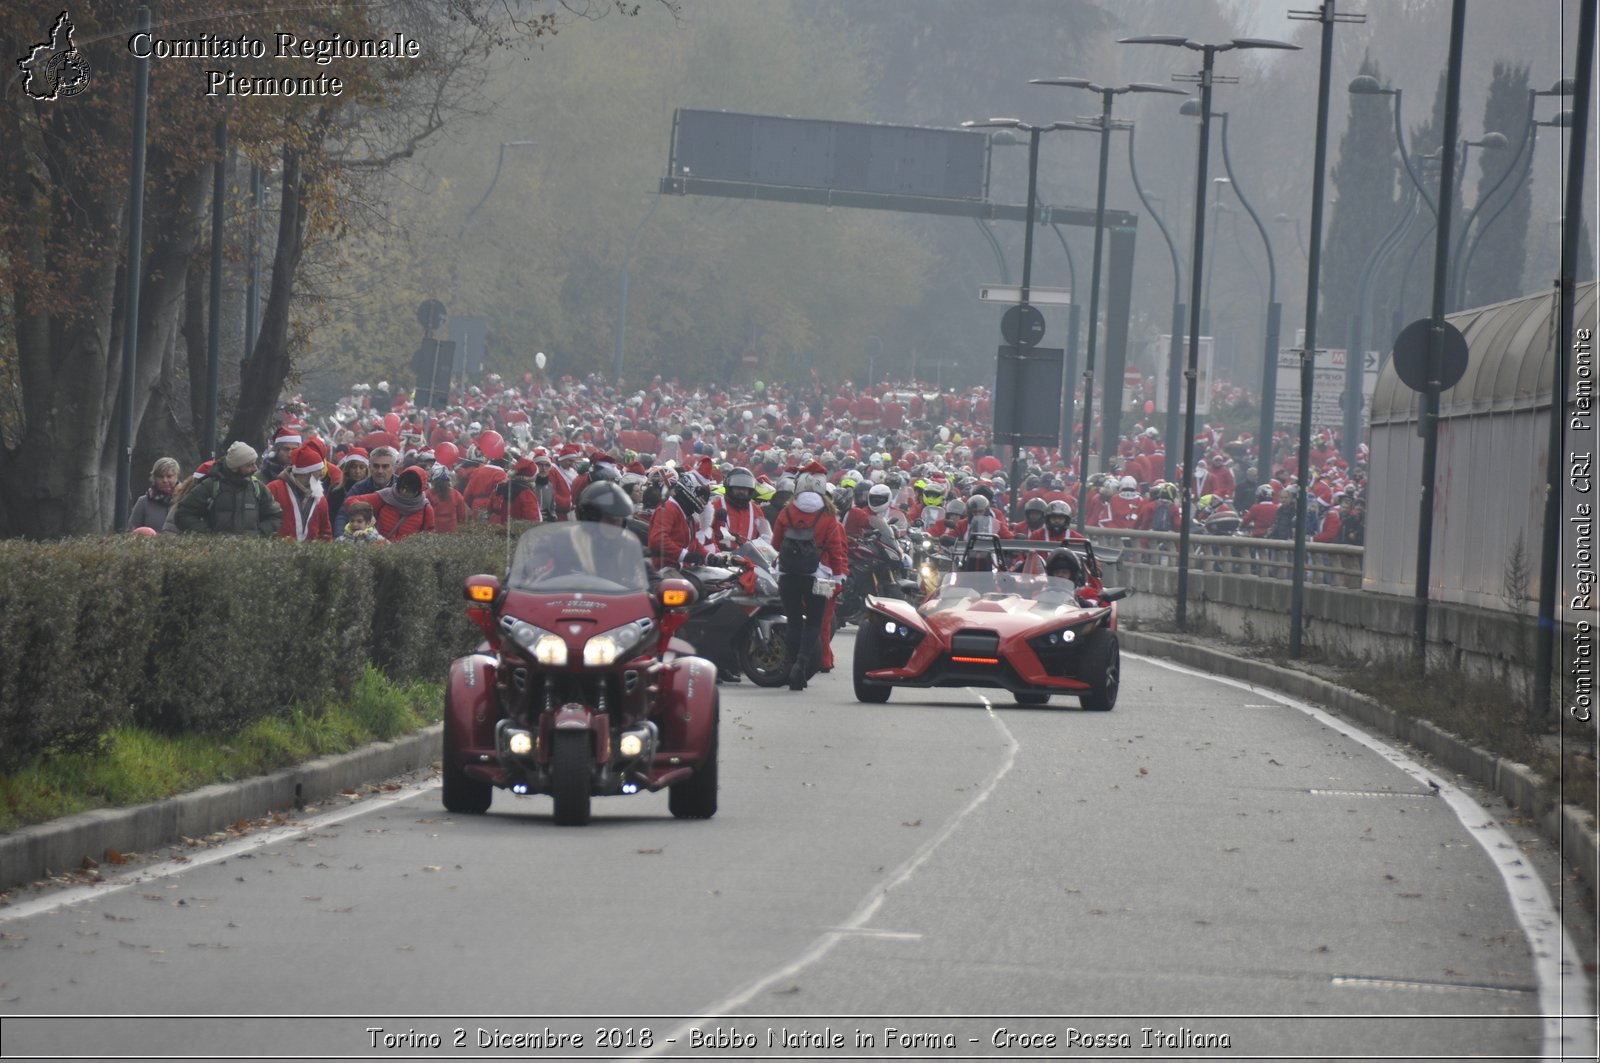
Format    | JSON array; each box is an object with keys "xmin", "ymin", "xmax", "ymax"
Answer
[{"xmin": 0, "ymin": 665, "xmax": 442, "ymax": 833}]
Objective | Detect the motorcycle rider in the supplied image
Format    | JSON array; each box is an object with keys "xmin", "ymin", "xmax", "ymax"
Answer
[
  {"xmin": 770, "ymin": 462, "xmax": 848, "ymax": 691},
  {"xmin": 1029, "ymin": 499, "xmax": 1086, "ymax": 544},
  {"xmin": 719, "ymin": 467, "xmax": 771, "ymax": 545},
  {"xmin": 647, "ymin": 471, "xmax": 711, "ymax": 569},
  {"xmin": 1020, "ymin": 496, "xmax": 1048, "ymax": 537}
]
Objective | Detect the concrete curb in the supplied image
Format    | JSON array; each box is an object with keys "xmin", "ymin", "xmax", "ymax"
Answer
[
  {"xmin": 0, "ymin": 725, "xmax": 442, "ymax": 891},
  {"xmin": 1121, "ymin": 631, "xmax": 1599, "ymax": 899}
]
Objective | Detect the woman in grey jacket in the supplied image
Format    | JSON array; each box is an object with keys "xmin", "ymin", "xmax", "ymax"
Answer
[{"xmin": 128, "ymin": 457, "xmax": 180, "ymax": 532}]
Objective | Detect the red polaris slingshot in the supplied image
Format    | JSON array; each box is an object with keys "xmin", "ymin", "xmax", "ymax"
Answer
[
  {"xmin": 443, "ymin": 521, "xmax": 719, "ymax": 825},
  {"xmin": 852, "ymin": 536, "xmax": 1128, "ymax": 710}
]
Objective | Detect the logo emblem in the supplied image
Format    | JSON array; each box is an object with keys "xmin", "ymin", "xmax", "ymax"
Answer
[
  {"xmin": 568, "ymin": 624, "xmax": 582, "ymax": 635},
  {"xmin": 19, "ymin": 12, "xmax": 92, "ymax": 101}
]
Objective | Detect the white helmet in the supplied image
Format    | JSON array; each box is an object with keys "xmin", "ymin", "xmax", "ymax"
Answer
[
  {"xmin": 1120, "ymin": 475, "xmax": 1138, "ymax": 492},
  {"xmin": 868, "ymin": 483, "xmax": 891, "ymax": 512}
]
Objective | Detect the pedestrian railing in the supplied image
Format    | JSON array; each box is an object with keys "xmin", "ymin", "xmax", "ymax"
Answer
[{"xmin": 1079, "ymin": 527, "xmax": 1364, "ymax": 589}]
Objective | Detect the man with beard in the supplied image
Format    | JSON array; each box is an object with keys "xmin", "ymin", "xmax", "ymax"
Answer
[
  {"xmin": 266, "ymin": 445, "xmax": 333, "ymax": 541},
  {"xmin": 173, "ymin": 442, "xmax": 283, "ymax": 536}
]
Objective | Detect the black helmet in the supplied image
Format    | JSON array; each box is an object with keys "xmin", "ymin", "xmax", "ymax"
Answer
[
  {"xmin": 587, "ymin": 463, "xmax": 620, "ymax": 484},
  {"xmin": 1023, "ymin": 495, "xmax": 1047, "ymax": 528},
  {"xmin": 1045, "ymin": 548, "xmax": 1083, "ymax": 583},
  {"xmin": 577, "ymin": 481, "xmax": 635, "ymax": 526},
  {"xmin": 670, "ymin": 475, "xmax": 705, "ymax": 516}
]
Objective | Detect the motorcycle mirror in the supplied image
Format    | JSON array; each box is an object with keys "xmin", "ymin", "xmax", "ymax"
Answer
[
  {"xmin": 910, "ymin": 519, "xmax": 924, "ymax": 529},
  {"xmin": 939, "ymin": 535, "xmax": 957, "ymax": 548},
  {"xmin": 1099, "ymin": 587, "xmax": 1129, "ymax": 603},
  {"xmin": 464, "ymin": 573, "xmax": 502, "ymax": 604}
]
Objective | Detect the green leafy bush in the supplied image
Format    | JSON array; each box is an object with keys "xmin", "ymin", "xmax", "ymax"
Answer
[{"xmin": 0, "ymin": 529, "xmax": 506, "ymax": 773}]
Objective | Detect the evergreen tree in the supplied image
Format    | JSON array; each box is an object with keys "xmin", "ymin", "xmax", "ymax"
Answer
[
  {"xmin": 1320, "ymin": 53, "xmax": 1400, "ymax": 351},
  {"xmin": 1462, "ymin": 63, "xmax": 1532, "ymax": 308}
]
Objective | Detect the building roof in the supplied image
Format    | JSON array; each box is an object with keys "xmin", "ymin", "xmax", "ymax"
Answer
[{"xmin": 1369, "ymin": 280, "xmax": 1597, "ymax": 424}]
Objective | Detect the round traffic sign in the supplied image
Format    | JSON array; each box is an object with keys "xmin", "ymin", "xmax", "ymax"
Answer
[
  {"xmin": 1001, "ymin": 303, "xmax": 1047, "ymax": 347},
  {"xmin": 1391, "ymin": 318, "xmax": 1468, "ymax": 393},
  {"xmin": 416, "ymin": 298, "xmax": 447, "ymax": 332}
]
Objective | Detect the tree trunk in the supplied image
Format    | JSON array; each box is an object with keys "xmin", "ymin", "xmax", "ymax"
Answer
[{"xmin": 224, "ymin": 144, "xmax": 309, "ymax": 450}]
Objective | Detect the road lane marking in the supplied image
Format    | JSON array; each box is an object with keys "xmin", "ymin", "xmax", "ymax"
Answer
[
  {"xmin": 631, "ymin": 689, "xmax": 1018, "ymax": 1059},
  {"xmin": 0, "ymin": 779, "xmax": 441, "ymax": 925},
  {"xmin": 1129, "ymin": 651, "xmax": 1596, "ymax": 1061}
]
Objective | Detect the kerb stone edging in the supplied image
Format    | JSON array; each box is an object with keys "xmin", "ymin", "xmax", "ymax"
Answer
[
  {"xmin": 0, "ymin": 725, "xmax": 443, "ymax": 892},
  {"xmin": 1121, "ymin": 631, "xmax": 1599, "ymax": 899}
]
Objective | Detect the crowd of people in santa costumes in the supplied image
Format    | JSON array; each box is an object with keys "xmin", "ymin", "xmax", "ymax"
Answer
[{"xmin": 128, "ymin": 372, "xmax": 1366, "ymax": 670}]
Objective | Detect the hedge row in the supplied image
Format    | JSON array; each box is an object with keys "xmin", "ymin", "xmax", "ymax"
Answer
[{"xmin": 0, "ymin": 526, "xmax": 520, "ymax": 773}]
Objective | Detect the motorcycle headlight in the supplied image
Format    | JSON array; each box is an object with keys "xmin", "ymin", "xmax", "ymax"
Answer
[
  {"xmin": 502, "ymin": 617, "xmax": 568, "ymax": 666},
  {"xmin": 583, "ymin": 620, "xmax": 651, "ymax": 667}
]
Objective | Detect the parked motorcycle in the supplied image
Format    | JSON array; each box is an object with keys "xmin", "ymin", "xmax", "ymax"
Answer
[
  {"xmin": 443, "ymin": 521, "xmax": 719, "ymax": 826},
  {"xmin": 674, "ymin": 539, "xmax": 794, "ymax": 687}
]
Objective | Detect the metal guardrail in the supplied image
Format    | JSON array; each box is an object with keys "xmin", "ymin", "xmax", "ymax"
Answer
[{"xmin": 1078, "ymin": 527, "xmax": 1364, "ymax": 589}]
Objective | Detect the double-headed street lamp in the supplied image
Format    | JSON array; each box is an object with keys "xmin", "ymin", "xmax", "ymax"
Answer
[
  {"xmin": 1119, "ymin": 33, "xmax": 1299, "ymax": 628},
  {"xmin": 1126, "ymin": 142, "xmax": 1187, "ymax": 483},
  {"xmin": 1180, "ymin": 101, "xmax": 1282, "ymax": 480},
  {"xmin": 961, "ymin": 117, "xmax": 1096, "ymax": 517},
  {"xmin": 1029, "ymin": 78, "xmax": 1186, "ymax": 529},
  {"xmin": 1455, "ymin": 79, "xmax": 1574, "ymax": 309}
]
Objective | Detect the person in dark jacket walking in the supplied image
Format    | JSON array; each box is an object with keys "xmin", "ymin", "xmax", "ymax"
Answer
[{"xmin": 172, "ymin": 442, "xmax": 282, "ymax": 536}]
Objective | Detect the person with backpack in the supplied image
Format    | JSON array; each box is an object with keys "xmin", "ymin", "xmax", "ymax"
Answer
[
  {"xmin": 770, "ymin": 461, "xmax": 848, "ymax": 691},
  {"xmin": 172, "ymin": 442, "xmax": 283, "ymax": 536}
]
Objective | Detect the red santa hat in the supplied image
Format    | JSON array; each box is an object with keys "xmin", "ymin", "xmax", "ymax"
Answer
[
  {"xmin": 800, "ymin": 459, "xmax": 828, "ymax": 476},
  {"xmin": 339, "ymin": 448, "xmax": 370, "ymax": 467},
  {"xmin": 693, "ymin": 455, "xmax": 718, "ymax": 481},
  {"xmin": 273, "ymin": 425, "xmax": 303, "ymax": 448},
  {"xmin": 291, "ymin": 445, "xmax": 325, "ymax": 476}
]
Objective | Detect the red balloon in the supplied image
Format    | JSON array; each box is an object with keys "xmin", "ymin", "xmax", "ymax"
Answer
[
  {"xmin": 476, "ymin": 429, "xmax": 505, "ymax": 461},
  {"xmin": 433, "ymin": 440, "xmax": 459, "ymax": 468},
  {"xmin": 383, "ymin": 412, "xmax": 401, "ymax": 434},
  {"xmin": 1144, "ymin": 400, "xmax": 1155, "ymax": 415}
]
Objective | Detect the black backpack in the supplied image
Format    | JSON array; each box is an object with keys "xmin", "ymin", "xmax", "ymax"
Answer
[
  {"xmin": 1150, "ymin": 499, "xmax": 1175, "ymax": 533},
  {"xmin": 779, "ymin": 512, "xmax": 823, "ymax": 575}
]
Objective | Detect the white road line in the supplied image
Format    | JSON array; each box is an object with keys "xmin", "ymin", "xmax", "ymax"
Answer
[
  {"xmin": 0, "ymin": 780, "xmax": 441, "ymax": 924},
  {"xmin": 630, "ymin": 690, "xmax": 1019, "ymax": 1060},
  {"xmin": 1130, "ymin": 651, "xmax": 1597, "ymax": 1062}
]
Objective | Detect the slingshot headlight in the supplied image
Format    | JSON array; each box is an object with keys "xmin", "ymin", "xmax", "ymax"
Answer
[
  {"xmin": 619, "ymin": 733, "xmax": 644, "ymax": 758},
  {"xmin": 507, "ymin": 730, "xmax": 534, "ymax": 755}
]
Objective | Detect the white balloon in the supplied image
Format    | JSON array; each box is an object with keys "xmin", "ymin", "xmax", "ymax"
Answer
[{"xmin": 535, "ymin": 351, "xmax": 547, "ymax": 370}]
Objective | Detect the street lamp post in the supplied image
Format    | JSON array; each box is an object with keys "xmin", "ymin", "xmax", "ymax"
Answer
[
  {"xmin": 1457, "ymin": 95, "xmax": 1573, "ymax": 309},
  {"xmin": 1188, "ymin": 106, "xmax": 1282, "ymax": 481},
  {"xmin": 1285, "ymin": 0, "xmax": 1365, "ymax": 658},
  {"xmin": 1030, "ymin": 79, "xmax": 1187, "ymax": 529},
  {"xmin": 1119, "ymin": 33, "xmax": 1299, "ymax": 628},
  {"xmin": 463, "ymin": 140, "xmax": 536, "ymax": 229},
  {"xmin": 962, "ymin": 117, "xmax": 1095, "ymax": 521},
  {"xmin": 1126, "ymin": 136, "xmax": 1187, "ymax": 483},
  {"xmin": 1409, "ymin": 0, "xmax": 1471, "ymax": 669}
]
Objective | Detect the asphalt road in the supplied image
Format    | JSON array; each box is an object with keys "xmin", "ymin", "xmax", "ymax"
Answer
[{"xmin": 1, "ymin": 631, "xmax": 1594, "ymax": 1062}]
